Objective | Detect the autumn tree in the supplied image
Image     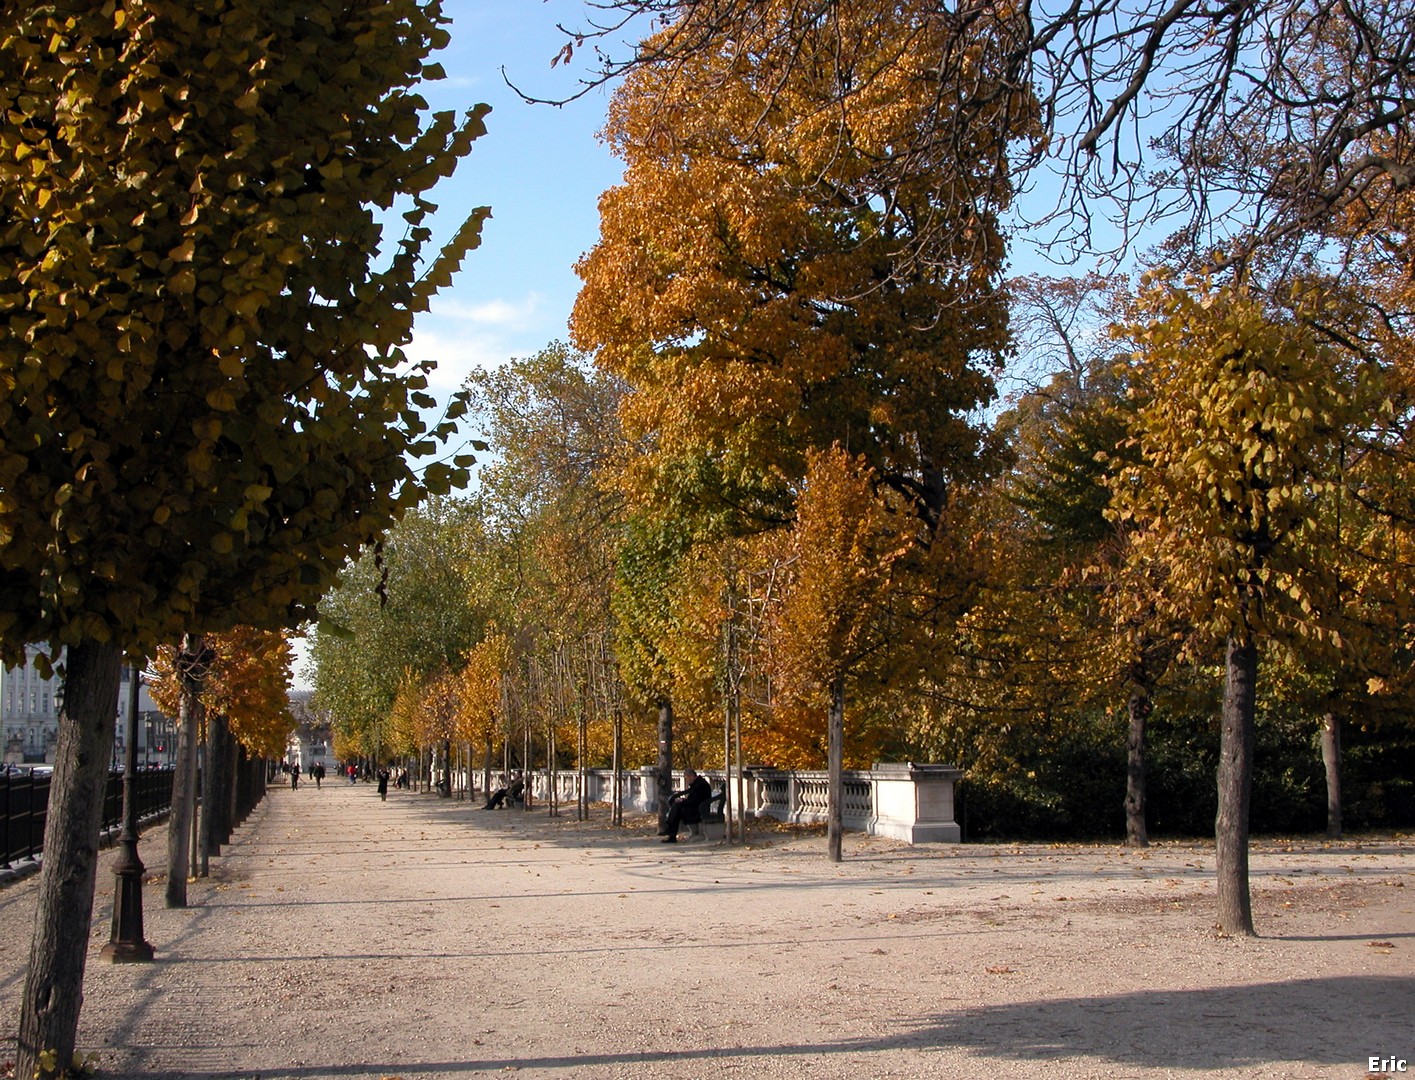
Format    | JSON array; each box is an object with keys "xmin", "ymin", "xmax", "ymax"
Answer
[
  {"xmin": 150, "ymin": 628, "xmax": 295, "ymax": 871},
  {"xmin": 0, "ymin": 3, "xmax": 486, "ymax": 1073},
  {"xmin": 311, "ymin": 348, "xmax": 634, "ymax": 810},
  {"xmin": 571, "ymin": 1, "xmax": 1024, "ymax": 830},
  {"xmin": 204, "ymin": 629, "xmax": 295, "ymax": 760},
  {"xmin": 766, "ymin": 447, "xmax": 916, "ymax": 860},
  {"xmin": 1107, "ymin": 277, "xmax": 1385, "ymax": 935},
  {"xmin": 458, "ymin": 630, "xmax": 510, "ymax": 794},
  {"xmin": 1295, "ymin": 163, "xmax": 1415, "ymax": 834},
  {"xmin": 465, "ymin": 345, "xmax": 629, "ymax": 808},
  {"xmin": 989, "ymin": 274, "xmax": 1190, "ymax": 847},
  {"xmin": 573, "ymin": 0, "xmax": 1018, "ymax": 536},
  {"xmin": 310, "ymin": 499, "xmax": 489, "ymax": 764},
  {"xmin": 550, "ymin": 0, "xmax": 1412, "ymax": 275},
  {"xmin": 190, "ymin": 628, "xmax": 294, "ymax": 862},
  {"xmin": 385, "ymin": 671, "xmax": 424, "ymax": 765}
]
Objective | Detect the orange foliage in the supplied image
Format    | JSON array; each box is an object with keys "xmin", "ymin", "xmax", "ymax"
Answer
[{"xmin": 150, "ymin": 627, "xmax": 294, "ymax": 757}]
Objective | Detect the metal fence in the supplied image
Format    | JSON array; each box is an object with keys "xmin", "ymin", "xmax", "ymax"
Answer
[{"xmin": 2, "ymin": 767, "xmax": 176, "ymax": 870}]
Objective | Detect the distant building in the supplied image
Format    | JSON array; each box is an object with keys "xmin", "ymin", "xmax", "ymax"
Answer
[
  {"xmin": 287, "ymin": 689, "xmax": 332, "ymax": 771},
  {"xmin": 2, "ymin": 645, "xmax": 175, "ymax": 766},
  {"xmin": 2, "ymin": 645, "xmax": 61, "ymax": 764}
]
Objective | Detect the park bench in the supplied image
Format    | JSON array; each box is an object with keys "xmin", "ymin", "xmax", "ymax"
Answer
[{"xmin": 686, "ymin": 786, "xmax": 727, "ymax": 842}]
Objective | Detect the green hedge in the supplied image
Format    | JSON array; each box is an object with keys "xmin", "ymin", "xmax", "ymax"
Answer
[{"xmin": 954, "ymin": 709, "xmax": 1414, "ymax": 842}]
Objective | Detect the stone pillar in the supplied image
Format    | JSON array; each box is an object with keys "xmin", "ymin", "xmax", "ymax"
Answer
[
  {"xmin": 636, "ymin": 767, "xmax": 657, "ymax": 813},
  {"xmin": 870, "ymin": 763, "xmax": 962, "ymax": 843}
]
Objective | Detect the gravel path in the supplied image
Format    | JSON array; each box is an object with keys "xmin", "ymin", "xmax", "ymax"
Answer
[{"xmin": 2, "ymin": 781, "xmax": 1411, "ymax": 1079}]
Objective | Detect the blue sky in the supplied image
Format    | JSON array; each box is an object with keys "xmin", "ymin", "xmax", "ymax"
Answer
[
  {"xmin": 296, "ymin": 1, "xmax": 622, "ymax": 688},
  {"xmin": 400, "ymin": 0, "xmax": 625, "ymax": 396}
]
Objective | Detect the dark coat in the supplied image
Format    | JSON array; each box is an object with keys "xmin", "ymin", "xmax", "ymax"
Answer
[{"xmin": 675, "ymin": 775, "xmax": 712, "ymax": 823}]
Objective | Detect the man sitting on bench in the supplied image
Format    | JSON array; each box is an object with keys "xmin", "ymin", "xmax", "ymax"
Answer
[
  {"xmin": 482, "ymin": 772, "xmax": 524, "ymax": 810},
  {"xmin": 660, "ymin": 769, "xmax": 712, "ymax": 843}
]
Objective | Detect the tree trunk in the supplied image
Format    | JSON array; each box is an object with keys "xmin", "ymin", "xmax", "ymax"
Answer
[
  {"xmin": 199, "ymin": 711, "xmax": 228, "ymax": 874},
  {"xmin": 189, "ymin": 736, "xmax": 201, "ymax": 880},
  {"xmin": 482, "ymin": 732, "xmax": 493, "ymax": 804},
  {"xmin": 165, "ymin": 634, "xmax": 205, "ymax": 908},
  {"xmin": 1216, "ymin": 634, "xmax": 1257, "ymax": 936},
  {"xmin": 16, "ymin": 639, "xmax": 124, "ymax": 1080},
  {"xmin": 164, "ymin": 693, "xmax": 193, "ymax": 907},
  {"xmin": 722, "ymin": 616, "xmax": 738, "ymax": 844},
  {"xmin": 655, "ymin": 697, "xmax": 674, "ymax": 831},
  {"xmin": 1125, "ymin": 684, "xmax": 1151, "ymax": 848},
  {"xmin": 578, "ymin": 709, "xmax": 588, "ymax": 821},
  {"xmin": 1320, "ymin": 712, "xmax": 1342, "ymax": 840},
  {"xmin": 827, "ymin": 675, "xmax": 845, "ymax": 864},
  {"xmin": 223, "ymin": 729, "xmax": 239, "ymax": 842},
  {"xmin": 545, "ymin": 722, "xmax": 557, "ymax": 816},
  {"xmin": 611, "ymin": 702, "xmax": 623, "ymax": 827},
  {"xmin": 232, "ymin": 744, "xmax": 250, "ymax": 827},
  {"xmin": 723, "ymin": 688, "xmax": 733, "ymax": 844},
  {"xmin": 733, "ymin": 681, "xmax": 745, "ymax": 846}
]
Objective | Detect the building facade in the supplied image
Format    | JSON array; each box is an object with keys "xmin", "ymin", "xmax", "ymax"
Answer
[
  {"xmin": 2, "ymin": 645, "xmax": 174, "ymax": 766},
  {"xmin": 286, "ymin": 690, "xmax": 332, "ymax": 773}
]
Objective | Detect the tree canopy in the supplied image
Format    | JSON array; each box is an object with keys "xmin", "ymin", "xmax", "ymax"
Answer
[
  {"xmin": 549, "ymin": 0, "xmax": 1413, "ymax": 273},
  {"xmin": 572, "ymin": 0, "xmax": 1020, "ymax": 535},
  {"xmin": 0, "ymin": 0, "xmax": 486, "ymax": 666},
  {"xmin": 2, "ymin": 2, "xmax": 488, "ymax": 1073}
]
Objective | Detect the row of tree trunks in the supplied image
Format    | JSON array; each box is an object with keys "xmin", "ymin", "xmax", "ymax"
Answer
[
  {"xmin": 198, "ymin": 711, "xmax": 227, "ymax": 875},
  {"xmin": 18, "ymin": 633, "xmax": 270, "ymax": 1080},
  {"xmin": 234, "ymin": 746, "xmax": 265, "ymax": 829}
]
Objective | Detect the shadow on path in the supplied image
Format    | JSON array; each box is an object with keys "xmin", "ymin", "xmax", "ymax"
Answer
[{"xmin": 122, "ymin": 974, "xmax": 1409, "ymax": 1078}]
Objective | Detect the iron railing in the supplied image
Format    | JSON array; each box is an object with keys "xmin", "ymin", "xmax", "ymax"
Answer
[{"xmin": 2, "ymin": 767, "xmax": 175, "ymax": 869}]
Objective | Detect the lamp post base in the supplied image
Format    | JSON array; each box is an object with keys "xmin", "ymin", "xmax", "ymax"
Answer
[
  {"xmin": 100, "ymin": 937, "xmax": 155, "ymax": 964},
  {"xmin": 101, "ymin": 841, "xmax": 155, "ymax": 964}
]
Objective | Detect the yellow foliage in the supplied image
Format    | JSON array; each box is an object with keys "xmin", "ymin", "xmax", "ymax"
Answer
[
  {"xmin": 456, "ymin": 632, "xmax": 509, "ymax": 743},
  {"xmin": 0, "ymin": 1, "xmax": 489, "ymax": 667},
  {"xmin": 150, "ymin": 627, "xmax": 294, "ymax": 757},
  {"xmin": 1107, "ymin": 278, "xmax": 1378, "ymax": 652},
  {"xmin": 768, "ymin": 446, "xmax": 915, "ymax": 703}
]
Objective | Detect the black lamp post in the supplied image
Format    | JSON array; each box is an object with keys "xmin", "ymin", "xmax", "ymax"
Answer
[{"xmin": 101, "ymin": 662, "xmax": 154, "ymax": 962}]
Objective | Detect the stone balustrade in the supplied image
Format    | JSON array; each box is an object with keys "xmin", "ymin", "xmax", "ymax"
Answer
[{"xmin": 517, "ymin": 762, "xmax": 961, "ymax": 844}]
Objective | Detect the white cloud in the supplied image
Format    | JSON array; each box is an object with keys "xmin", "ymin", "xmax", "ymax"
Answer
[
  {"xmin": 401, "ymin": 291, "xmax": 566, "ymax": 392},
  {"xmin": 433, "ymin": 293, "xmax": 543, "ymax": 330},
  {"xmin": 403, "ymin": 325, "xmax": 512, "ymax": 392}
]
